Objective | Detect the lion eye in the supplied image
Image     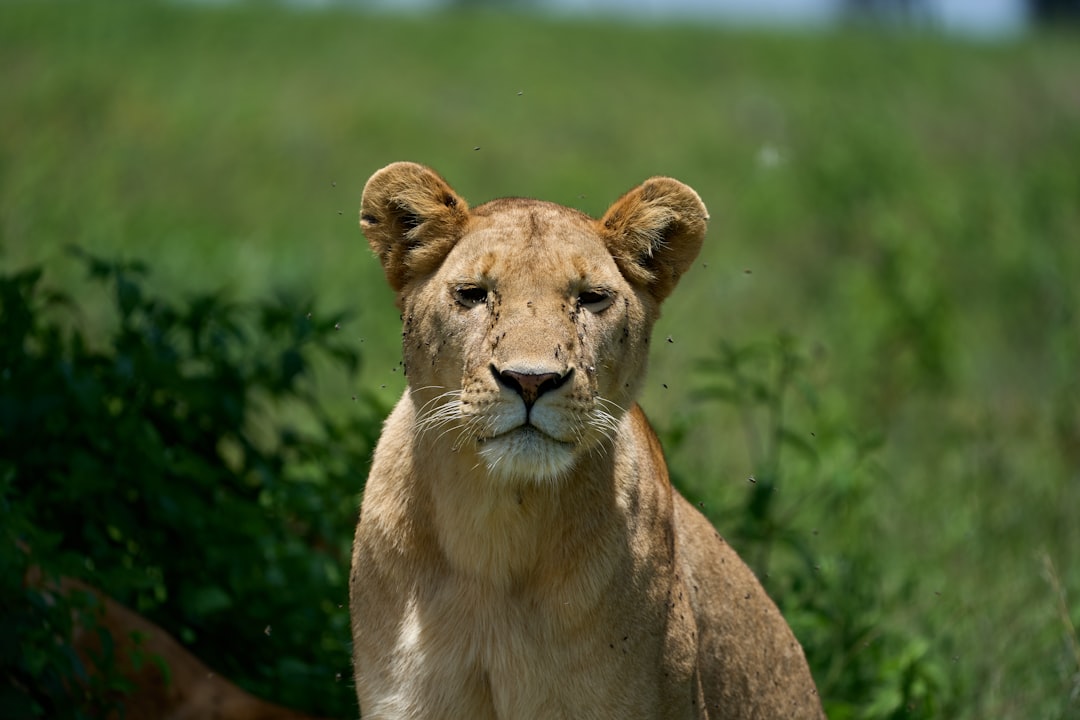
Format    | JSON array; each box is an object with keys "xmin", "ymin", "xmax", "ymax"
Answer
[
  {"xmin": 578, "ymin": 289, "xmax": 613, "ymax": 313},
  {"xmin": 454, "ymin": 285, "xmax": 489, "ymax": 309}
]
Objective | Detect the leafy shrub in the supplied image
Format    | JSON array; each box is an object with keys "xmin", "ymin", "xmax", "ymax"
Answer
[
  {"xmin": 684, "ymin": 335, "xmax": 961, "ymax": 718},
  {"xmin": 0, "ymin": 250, "xmax": 381, "ymax": 718}
]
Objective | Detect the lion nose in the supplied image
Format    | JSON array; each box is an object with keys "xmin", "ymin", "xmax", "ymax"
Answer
[{"xmin": 493, "ymin": 366, "xmax": 572, "ymax": 409}]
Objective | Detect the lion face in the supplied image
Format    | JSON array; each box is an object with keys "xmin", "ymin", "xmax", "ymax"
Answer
[
  {"xmin": 401, "ymin": 200, "xmax": 653, "ymax": 481},
  {"xmin": 360, "ymin": 163, "xmax": 708, "ymax": 482}
]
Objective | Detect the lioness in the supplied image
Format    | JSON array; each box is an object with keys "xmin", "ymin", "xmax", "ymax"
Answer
[{"xmin": 349, "ymin": 162, "xmax": 824, "ymax": 719}]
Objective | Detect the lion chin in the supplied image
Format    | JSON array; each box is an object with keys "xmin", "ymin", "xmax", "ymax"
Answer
[
  {"xmin": 349, "ymin": 161, "xmax": 825, "ymax": 720},
  {"xmin": 477, "ymin": 425, "xmax": 577, "ymax": 483}
]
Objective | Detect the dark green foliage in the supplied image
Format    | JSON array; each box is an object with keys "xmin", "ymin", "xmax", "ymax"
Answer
[
  {"xmin": 686, "ymin": 335, "xmax": 958, "ymax": 718},
  {"xmin": 0, "ymin": 252, "xmax": 380, "ymax": 718}
]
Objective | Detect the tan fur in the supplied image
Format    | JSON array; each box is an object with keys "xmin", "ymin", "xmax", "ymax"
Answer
[
  {"xmin": 29, "ymin": 573, "xmax": 325, "ymax": 720},
  {"xmin": 350, "ymin": 162, "xmax": 824, "ymax": 719}
]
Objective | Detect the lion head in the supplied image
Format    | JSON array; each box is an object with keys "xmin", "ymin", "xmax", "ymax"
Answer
[{"xmin": 360, "ymin": 162, "xmax": 708, "ymax": 483}]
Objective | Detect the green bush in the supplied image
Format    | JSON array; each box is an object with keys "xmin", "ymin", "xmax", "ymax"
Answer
[
  {"xmin": 0, "ymin": 250, "xmax": 381, "ymax": 718},
  {"xmin": 678, "ymin": 335, "xmax": 960, "ymax": 718}
]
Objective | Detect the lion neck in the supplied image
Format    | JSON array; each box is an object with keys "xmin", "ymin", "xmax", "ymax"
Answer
[{"xmin": 404, "ymin": 398, "xmax": 628, "ymax": 591}]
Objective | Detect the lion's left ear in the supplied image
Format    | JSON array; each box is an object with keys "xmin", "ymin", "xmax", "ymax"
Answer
[{"xmin": 598, "ymin": 177, "xmax": 708, "ymax": 302}]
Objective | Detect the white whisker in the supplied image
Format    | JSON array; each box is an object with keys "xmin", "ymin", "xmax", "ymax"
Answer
[
  {"xmin": 409, "ymin": 384, "xmax": 447, "ymax": 397},
  {"xmin": 434, "ymin": 421, "xmax": 467, "ymax": 446},
  {"xmin": 596, "ymin": 396, "xmax": 629, "ymax": 416}
]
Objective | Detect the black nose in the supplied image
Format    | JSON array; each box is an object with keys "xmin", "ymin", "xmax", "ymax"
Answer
[{"xmin": 493, "ymin": 366, "xmax": 572, "ymax": 408}]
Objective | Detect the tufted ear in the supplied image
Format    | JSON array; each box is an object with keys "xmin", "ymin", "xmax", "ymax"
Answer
[
  {"xmin": 360, "ymin": 162, "xmax": 470, "ymax": 293},
  {"xmin": 598, "ymin": 177, "xmax": 708, "ymax": 303}
]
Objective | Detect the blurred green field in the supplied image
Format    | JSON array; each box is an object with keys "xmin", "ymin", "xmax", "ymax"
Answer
[{"xmin": 3, "ymin": 2, "xmax": 1078, "ymax": 718}]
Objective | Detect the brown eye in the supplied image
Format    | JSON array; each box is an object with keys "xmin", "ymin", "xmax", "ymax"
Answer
[
  {"xmin": 578, "ymin": 289, "xmax": 613, "ymax": 313},
  {"xmin": 454, "ymin": 285, "xmax": 488, "ymax": 308}
]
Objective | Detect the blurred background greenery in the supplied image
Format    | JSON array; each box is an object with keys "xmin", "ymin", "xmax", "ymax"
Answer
[{"xmin": 1, "ymin": 1, "xmax": 1078, "ymax": 718}]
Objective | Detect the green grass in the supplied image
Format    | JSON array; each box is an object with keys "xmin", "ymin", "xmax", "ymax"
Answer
[{"xmin": 3, "ymin": 2, "xmax": 1079, "ymax": 717}]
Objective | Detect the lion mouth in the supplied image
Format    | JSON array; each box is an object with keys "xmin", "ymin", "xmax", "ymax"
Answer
[{"xmin": 480, "ymin": 424, "xmax": 570, "ymax": 447}]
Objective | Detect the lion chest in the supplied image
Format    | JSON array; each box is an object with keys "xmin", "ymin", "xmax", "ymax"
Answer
[{"xmin": 379, "ymin": 568, "xmax": 682, "ymax": 720}]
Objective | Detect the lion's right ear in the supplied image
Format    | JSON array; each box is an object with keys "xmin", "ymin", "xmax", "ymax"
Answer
[{"xmin": 360, "ymin": 162, "xmax": 470, "ymax": 293}]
